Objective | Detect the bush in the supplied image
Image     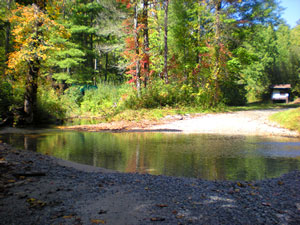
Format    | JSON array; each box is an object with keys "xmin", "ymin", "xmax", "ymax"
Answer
[
  {"xmin": 125, "ymin": 79, "xmax": 236, "ymax": 109},
  {"xmin": 124, "ymin": 79, "xmax": 213, "ymax": 109},
  {"xmin": 60, "ymin": 83, "xmax": 130, "ymax": 117},
  {"xmin": 125, "ymin": 80, "xmax": 179, "ymax": 108},
  {"xmin": 221, "ymin": 81, "xmax": 247, "ymax": 106},
  {"xmin": 60, "ymin": 86, "xmax": 83, "ymax": 116},
  {"xmin": 37, "ymin": 86, "xmax": 66, "ymax": 123}
]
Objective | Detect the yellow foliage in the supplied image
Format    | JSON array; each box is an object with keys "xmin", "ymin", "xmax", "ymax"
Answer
[{"xmin": 7, "ymin": 4, "xmax": 70, "ymax": 77}]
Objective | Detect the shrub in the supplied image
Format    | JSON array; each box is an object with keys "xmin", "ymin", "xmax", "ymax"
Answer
[
  {"xmin": 125, "ymin": 80, "xmax": 202, "ymax": 109},
  {"xmin": 78, "ymin": 83, "xmax": 130, "ymax": 117},
  {"xmin": 221, "ymin": 81, "xmax": 247, "ymax": 106},
  {"xmin": 124, "ymin": 79, "xmax": 233, "ymax": 110},
  {"xmin": 60, "ymin": 85, "xmax": 83, "ymax": 116},
  {"xmin": 37, "ymin": 86, "xmax": 66, "ymax": 123}
]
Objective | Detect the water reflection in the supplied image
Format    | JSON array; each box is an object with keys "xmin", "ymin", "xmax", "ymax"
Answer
[{"xmin": 1, "ymin": 130, "xmax": 300, "ymax": 181}]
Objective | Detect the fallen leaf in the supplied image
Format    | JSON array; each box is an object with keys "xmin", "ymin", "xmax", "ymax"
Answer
[
  {"xmin": 236, "ymin": 182, "xmax": 245, "ymax": 187},
  {"xmin": 277, "ymin": 181, "xmax": 284, "ymax": 185},
  {"xmin": 63, "ymin": 215, "xmax": 74, "ymax": 219},
  {"xmin": 26, "ymin": 198, "xmax": 46, "ymax": 208},
  {"xmin": 234, "ymin": 188, "xmax": 240, "ymax": 193},
  {"xmin": 27, "ymin": 198, "xmax": 36, "ymax": 203},
  {"xmin": 156, "ymin": 204, "xmax": 168, "ymax": 208},
  {"xmin": 262, "ymin": 202, "xmax": 271, "ymax": 207},
  {"xmin": 150, "ymin": 217, "xmax": 165, "ymax": 221},
  {"xmin": 91, "ymin": 219, "xmax": 106, "ymax": 224}
]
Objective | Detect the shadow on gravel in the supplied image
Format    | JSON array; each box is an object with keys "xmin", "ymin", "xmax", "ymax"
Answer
[{"xmin": 229, "ymin": 102, "xmax": 300, "ymax": 112}]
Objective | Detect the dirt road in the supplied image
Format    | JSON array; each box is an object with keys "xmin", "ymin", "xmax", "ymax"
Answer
[
  {"xmin": 60, "ymin": 109, "xmax": 299, "ymax": 137},
  {"xmin": 147, "ymin": 109, "xmax": 299, "ymax": 137}
]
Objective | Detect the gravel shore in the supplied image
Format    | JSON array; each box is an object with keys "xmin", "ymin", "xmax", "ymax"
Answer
[{"xmin": 1, "ymin": 142, "xmax": 300, "ymax": 225}]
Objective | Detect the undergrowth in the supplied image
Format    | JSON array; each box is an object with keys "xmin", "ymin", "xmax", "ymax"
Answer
[{"xmin": 8, "ymin": 80, "xmax": 294, "ymax": 125}]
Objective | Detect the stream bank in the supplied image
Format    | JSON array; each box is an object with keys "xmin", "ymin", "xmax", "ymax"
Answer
[
  {"xmin": 60, "ymin": 109, "xmax": 299, "ymax": 137},
  {"xmin": 1, "ymin": 142, "xmax": 300, "ymax": 224}
]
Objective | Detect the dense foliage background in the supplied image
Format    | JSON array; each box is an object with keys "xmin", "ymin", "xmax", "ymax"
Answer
[{"xmin": 0, "ymin": 0, "xmax": 299, "ymax": 124}]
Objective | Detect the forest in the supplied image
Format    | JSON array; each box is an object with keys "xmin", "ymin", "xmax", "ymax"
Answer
[{"xmin": 0, "ymin": 0, "xmax": 300, "ymax": 125}]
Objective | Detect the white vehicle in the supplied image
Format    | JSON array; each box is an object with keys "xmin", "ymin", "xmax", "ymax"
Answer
[{"xmin": 270, "ymin": 84, "xmax": 291, "ymax": 103}]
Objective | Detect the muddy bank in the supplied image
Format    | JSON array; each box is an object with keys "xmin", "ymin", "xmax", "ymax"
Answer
[{"xmin": 1, "ymin": 142, "xmax": 300, "ymax": 224}]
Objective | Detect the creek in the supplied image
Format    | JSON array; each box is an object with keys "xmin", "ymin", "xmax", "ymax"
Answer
[{"xmin": 1, "ymin": 128, "xmax": 300, "ymax": 181}]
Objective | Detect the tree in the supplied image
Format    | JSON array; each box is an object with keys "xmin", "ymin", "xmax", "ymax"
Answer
[
  {"xmin": 120, "ymin": 0, "xmax": 151, "ymax": 96},
  {"xmin": 7, "ymin": 3, "xmax": 69, "ymax": 123},
  {"xmin": 66, "ymin": 0, "xmax": 102, "ymax": 81},
  {"xmin": 134, "ymin": 0, "xmax": 141, "ymax": 96},
  {"xmin": 142, "ymin": 0, "xmax": 150, "ymax": 87},
  {"xmin": 95, "ymin": 0, "xmax": 127, "ymax": 82},
  {"xmin": 0, "ymin": 0, "xmax": 14, "ymax": 74},
  {"xmin": 163, "ymin": 0, "xmax": 169, "ymax": 84},
  {"xmin": 288, "ymin": 24, "xmax": 300, "ymax": 93}
]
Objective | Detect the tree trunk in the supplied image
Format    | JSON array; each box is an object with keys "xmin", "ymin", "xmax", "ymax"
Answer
[
  {"xmin": 24, "ymin": 3, "xmax": 41, "ymax": 124},
  {"xmin": 164, "ymin": 0, "xmax": 169, "ymax": 84},
  {"xmin": 5, "ymin": 22, "xmax": 10, "ymax": 62},
  {"xmin": 4, "ymin": 0, "xmax": 12, "ymax": 61},
  {"xmin": 90, "ymin": 16, "xmax": 94, "ymax": 71},
  {"xmin": 134, "ymin": 2, "xmax": 141, "ymax": 97},
  {"xmin": 153, "ymin": 0, "xmax": 162, "ymax": 79},
  {"xmin": 196, "ymin": 0, "xmax": 202, "ymax": 65},
  {"xmin": 143, "ymin": 0, "xmax": 149, "ymax": 88},
  {"xmin": 212, "ymin": 0, "xmax": 222, "ymax": 105},
  {"xmin": 24, "ymin": 60, "xmax": 39, "ymax": 124}
]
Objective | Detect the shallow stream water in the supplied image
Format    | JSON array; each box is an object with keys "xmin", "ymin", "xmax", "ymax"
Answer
[{"xmin": 1, "ymin": 128, "xmax": 300, "ymax": 181}]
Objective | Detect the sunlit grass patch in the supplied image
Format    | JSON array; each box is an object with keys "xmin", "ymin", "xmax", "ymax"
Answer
[
  {"xmin": 270, "ymin": 107, "xmax": 300, "ymax": 132},
  {"xmin": 109, "ymin": 105, "xmax": 223, "ymax": 122}
]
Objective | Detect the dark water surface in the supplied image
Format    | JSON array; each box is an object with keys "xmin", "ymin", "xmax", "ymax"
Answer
[{"xmin": 1, "ymin": 128, "xmax": 300, "ymax": 181}]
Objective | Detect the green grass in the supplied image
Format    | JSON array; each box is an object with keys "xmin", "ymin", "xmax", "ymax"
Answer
[
  {"xmin": 109, "ymin": 106, "xmax": 208, "ymax": 122},
  {"xmin": 270, "ymin": 107, "xmax": 300, "ymax": 132},
  {"xmin": 68, "ymin": 104, "xmax": 225, "ymax": 123}
]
